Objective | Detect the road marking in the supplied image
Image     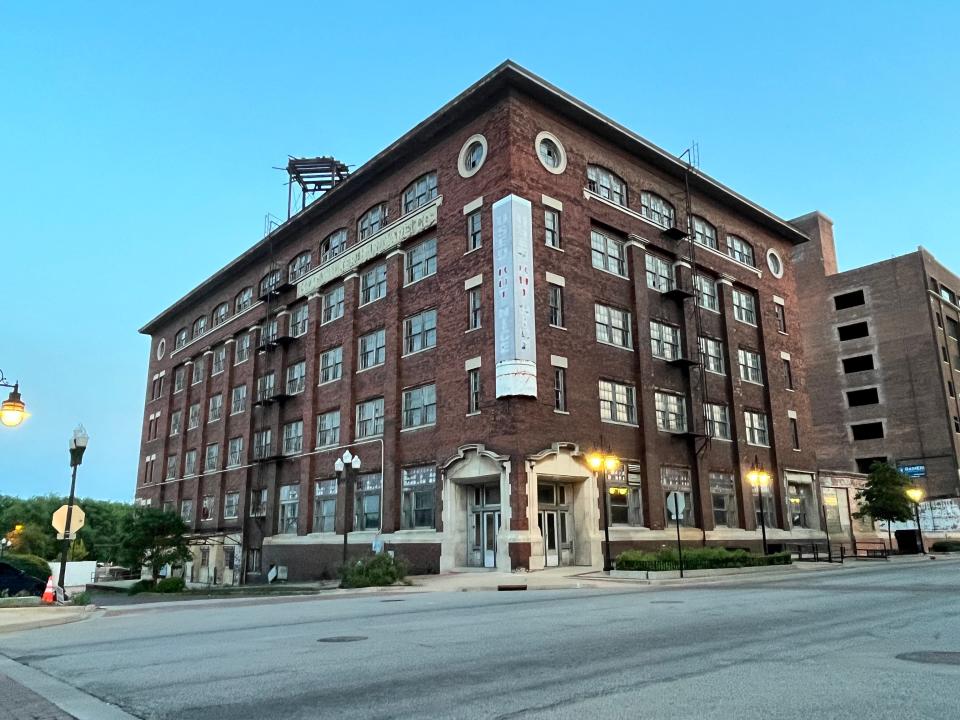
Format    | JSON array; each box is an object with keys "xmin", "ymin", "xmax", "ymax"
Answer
[{"xmin": 0, "ymin": 654, "xmax": 141, "ymax": 720}]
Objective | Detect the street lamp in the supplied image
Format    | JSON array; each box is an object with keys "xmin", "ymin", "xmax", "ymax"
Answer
[
  {"xmin": 906, "ymin": 486, "xmax": 926, "ymax": 555},
  {"xmin": 334, "ymin": 449, "xmax": 361, "ymax": 567},
  {"xmin": 0, "ymin": 537, "xmax": 10, "ymax": 559},
  {"xmin": 0, "ymin": 370, "xmax": 29, "ymax": 428},
  {"xmin": 57, "ymin": 425, "xmax": 89, "ymax": 597},
  {"xmin": 587, "ymin": 450, "xmax": 620, "ymax": 572},
  {"xmin": 746, "ymin": 455, "xmax": 772, "ymax": 555}
]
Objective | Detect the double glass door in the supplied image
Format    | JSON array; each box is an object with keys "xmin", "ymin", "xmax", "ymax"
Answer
[
  {"xmin": 469, "ymin": 483, "xmax": 501, "ymax": 568},
  {"xmin": 538, "ymin": 482, "xmax": 573, "ymax": 566}
]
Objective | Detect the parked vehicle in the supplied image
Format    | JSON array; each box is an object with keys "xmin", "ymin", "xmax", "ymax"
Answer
[{"xmin": 0, "ymin": 561, "xmax": 46, "ymax": 597}]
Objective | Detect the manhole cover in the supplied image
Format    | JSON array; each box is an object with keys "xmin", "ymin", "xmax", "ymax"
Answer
[
  {"xmin": 896, "ymin": 652, "xmax": 960, "ymax": 665},
  {"xmin": 317, "ymin": 636, "xmax": 367, "ymax": 643}
]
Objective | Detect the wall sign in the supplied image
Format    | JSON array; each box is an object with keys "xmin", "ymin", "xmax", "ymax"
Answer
[
  {"xmin": 898, "ymin": 463, "xmax": 927, "ymax": 478},
  {"xmin": 492, "ymin": 194, "xmax": 536, "ymax": 398}
]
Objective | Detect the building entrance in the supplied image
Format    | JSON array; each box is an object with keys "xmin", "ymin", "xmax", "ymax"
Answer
[
  {"xmin": 468, "ymin": 483, "xmax": 501, "ymax": 568},
  {"xmin": 537, "ymin": 482, "xmax": 574, "ymax": 566}
]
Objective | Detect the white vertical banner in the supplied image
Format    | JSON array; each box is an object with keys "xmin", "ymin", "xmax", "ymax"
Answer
[{"xmin": 492, "ymin": 194, "xmax": 537, "ymax": 398}]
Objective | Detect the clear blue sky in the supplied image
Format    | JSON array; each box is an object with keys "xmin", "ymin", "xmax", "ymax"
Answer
[{"xmin": 1, "ymin": 2, "xmax": 958, "ymax": 502}]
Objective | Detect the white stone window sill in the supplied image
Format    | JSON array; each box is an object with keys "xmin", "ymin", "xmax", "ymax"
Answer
[
  {"xmin": 402, "ymin": 346, "xmax": 436, "ymax": 359},
  {"xmin": 400, "ymin": 424, "xmax": 436, "ymax": 433},
  {"xmin": 465, "ymin": 327, "xmax": 481, "ymax": 334},
  {"xmin": 554, "ymin": 410, "xmax": 570, "ymax": 415},
  {"xmin": 593, "ymin": 266, "xmax": 630, "ymax": 281},
  {"xmin": 464, "ymin": 246, "xmax": 482, "ymax": 256},
  {"xmin": 318, "ymin": 378, "xmax": 342, "ymax": 387},
  {"xmin": 356, "ymin": 363, "xmax": 385, "ymax": 375},
  {"xmin": 465, "ymin": 411, "xmax": 481, "ymax": 417},
  {"xmin": 597, "ymin": 340, "xmax": 634, "ymax": 352},
  {"xmin": 545, "ymin": 243, "xmax": 564, "ymax": 252},
  {"xmin": 549, "ymin": 324, "xmax": 567, "ymax": 331},
  {"xmin": 601, "ymin": 419, "xmax": 639, "ymax": 428}
]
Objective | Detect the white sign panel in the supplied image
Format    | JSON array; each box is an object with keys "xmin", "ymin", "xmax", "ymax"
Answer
[{"xmin": 492, "ymin": 194, "xmax": 536, "ymax": 397}]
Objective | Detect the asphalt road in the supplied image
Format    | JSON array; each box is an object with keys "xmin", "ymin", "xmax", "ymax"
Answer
[{"xmin": 3, "ymin": 561, "xmax": 960, "ymax": 720}]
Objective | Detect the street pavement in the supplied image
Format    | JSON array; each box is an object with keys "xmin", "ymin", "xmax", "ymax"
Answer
[{"xmin": 1, "ymin": 559, "xmax": 959, "ymax": 719}]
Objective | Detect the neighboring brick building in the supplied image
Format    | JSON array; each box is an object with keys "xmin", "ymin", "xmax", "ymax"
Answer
[
  {"xmin": 793, "ymin": 215, "xmax": 960, "ymax": 499},
  {"xmin": 135, "ymin": 61, "xmax": 828, "ymax": 583}
]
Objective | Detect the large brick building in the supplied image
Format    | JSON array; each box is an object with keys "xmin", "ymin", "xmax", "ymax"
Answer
[
  {"xmin": 793, "ymin": 218, "xmax": 960, "ymax": 500},
  {"xmin": 136, "ymin": 61, "xmax": 829, "ymax": 583}
]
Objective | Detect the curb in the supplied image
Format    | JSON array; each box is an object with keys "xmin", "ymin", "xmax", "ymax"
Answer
[{"xmin": 0, "ymin": 606, "xmax": 98, "ymax": 635}]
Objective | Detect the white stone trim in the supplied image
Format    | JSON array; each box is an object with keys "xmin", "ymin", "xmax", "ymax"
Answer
[
  {"xmin": 773, "ymin": 295, "xmax": 785, "ymax": 305},
  {"xmin": 457, "ymin": 135, "xmax": 488, "ymax": 179},
  {"xmin": 541, "ymin": 194, "xmax": 563, "ymax": 211},
  {"xmin": 550, "ymin": 355, "xmax": 568, "ymax": 368},
  {"xmin": 462, "ymin": 196, "xmax": 483, "ymax": 215},
  {"xmin": 534, "ymin": 131, "xmax": 567, "ymax": 174},
  {"xmin": 464, "ymin": 274, "xmax": 483, "ymax": 290},
  {"xmin": 544, "ymin": 271, "xmax": 565, "ymax": 286},
  {"xmin": 788, "ymin": 409, "xmax": 798, "ymax": 419},
  {"xmin": 464, "ymin": 356, "xmax": 482, "ymax": 371},
  {"xmin": 780, "ymin": 351, "xmax": 792, "ymax": 360}
]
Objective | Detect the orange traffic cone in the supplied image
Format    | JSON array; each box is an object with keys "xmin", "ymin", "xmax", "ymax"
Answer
[{"xmin": 41, "ymin": 576, "xmax": 56, "ymax": 604}]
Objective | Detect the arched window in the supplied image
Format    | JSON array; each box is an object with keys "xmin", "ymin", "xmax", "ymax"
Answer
[
  {"xmin": 358, "ymin": 203, "xmax": 388, "ymax": 240},
  {"xmin": 402, "ymin": 172, "xmax": 438, "ymax": 214},
  {"xmin": 320, "ymin": 229, "xmax": 348, "ymax": 264},
  {"xmin": 586, "ymin": 165, "xmax": 627, "ymax": 207},
  {"xmin": 692, "ymin": 216, "xmax": 718, "ymax": 250},
  {"xmin": 174, "ymin": 328, "xmax": 189, "ymax": 350},
  {"xmin": 235, "ymin": 287, "xmax": 253, "ymax": 313},
  {"xmin": 288, "ymin": 251, "xmax": 312, "ymax": 282},
  {"xmin": 192, "ymin": 316, "xmax": 208, "ymax": 339},
  {"xmin": 640, "ymin": 191, "xmax": 675, "ymax": 229},
  {"xmin": 259, "ymin": 268, "xmax": 282, "ymax": 297},
  {"xmin": 726, "ymin": 235, "xmax": 756, "ymax": 267},
  {"xmin": 212, "ymin": 302, "xmax": 230, "ymax": 327}
]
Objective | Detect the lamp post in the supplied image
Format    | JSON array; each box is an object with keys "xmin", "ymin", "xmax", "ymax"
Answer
[
  {"xmin": 334, "ymin": 450, "xmax": 361, "ymax": 567},
  {"xmin": 746, "ymin": 455, "xmax": 772, "ymax": 556},
  {"xmin": 0, "ymin": 370, "xmax": 29, "ymax": 428},
  {"xmin": 587, "ymin": 450, "xmax": 620, "ymax": 572},
  {"xmin": 0, "ymin": 537, "xmax": 10, "ymax": 559},
  {"xmin": 906, "ymin": 487, "xmax": 926, "ymax": 555},
  {"xmin": 57, "ymin": 425, "xmax": 89, "ymax": 597}
]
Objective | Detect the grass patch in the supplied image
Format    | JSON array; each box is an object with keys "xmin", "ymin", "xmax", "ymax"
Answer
[{"xmin": 70, "ymin": 591, "xmax": 91, "ymax": 606}]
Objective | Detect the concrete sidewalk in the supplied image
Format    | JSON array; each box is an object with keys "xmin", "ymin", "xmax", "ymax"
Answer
[{"xmin": 0, "ymin": 606, "xmax": 97, "ymax": 635}]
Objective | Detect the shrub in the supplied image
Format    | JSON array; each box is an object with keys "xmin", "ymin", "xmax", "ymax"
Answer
[
  {"xmin": 615, "ymin": 547, "xmax": 791, "ymax": 571},
  {"xmin": 156, "ymin": 576, "xmax": 186, "ymax": 593},
  {"xmin": 127, "ymin": 579, "xmax": 154, "ymax": 595},
  {"xmin": 70, "ymin": 591, "xmax": 91, "ymax": 606},
  {"xmin": 3, "ymin": 553, "xmax": 52, "ymax": 581},
  {"xmin": 930, "ymin": 541, "xmax": 960, "ymax": 553},
  {"xmin": 339, "ymin": 553, "xmax": 407, "ymax": 589}
]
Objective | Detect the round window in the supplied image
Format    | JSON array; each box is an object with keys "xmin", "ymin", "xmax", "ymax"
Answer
[
  {"xmin": 767, "ymin": 249, "xmax": 784, "ymax": 278},
  {"xmin": 534, "ymin": 131, "xmax": 567, "ymax": 174},
  {"xmin": 156, "ymin": 338, "xmax": 167, "ymax": 361},
  {"xmin": 457, "ymin": 134, "xmax": 487, "ymax": 178}
]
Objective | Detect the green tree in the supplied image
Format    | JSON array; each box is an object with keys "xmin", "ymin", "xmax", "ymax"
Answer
[
  {"xmin": 67, "ymin": 537, "xmax": 89, "ymax": 561},
  {"xmin": 853, "ymin": 462, "xmax": 914, "ymax": 547},
  {"xmin": 6, "ymin": 523, "xmax": 55, "ymax": 559},
  {"xmin": 117, "ymin": 508, "xmax": 191, "ymax": 583}
]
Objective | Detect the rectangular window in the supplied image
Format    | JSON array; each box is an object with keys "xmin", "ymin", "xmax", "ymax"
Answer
[
  {"xmin": 590, "ymin": 229, "xmax": 626, "ymax": 277},
  {"xmin": 147, "ymin": 415, "xmax": 158, "ymax": 441},
  {"xmin": 851, "ymin": 421, "xmax": 884, "ymax": 440},
  {"xmin": 587, "ymin": 165, "xmax": 627, "ymax": 206},
  {"xmin": 231, "ymin": 385, "xmax": 247, "ymax": 414},
  {"xmin": 256, "ymin": 372, "xmax": 275, "ymax": 402},
  {"xmin": 833, "ymin": 289, "xmax": 866, "ymax": 310},
  {"xmin": 554, "ymin": 367, "xmax": 567, "ymax": 412},
  {"xmin": 360, "ymin": 264, "xmax": 387, "ymax": 305},
  {"xmin": 246, "ymin": 547, "xmax": 262, "ymax": 573},
  {"xmin": 290, "ymin": 303, "xmax": 309, "ymax": 336},
  {"xmin": 286, "ymin": 361, "xmax": 306, "ymax": 395},
  {"xmin": 316, "ymin": 409, "xmax": 340, "ymax": 448},
  {"xmin": 188, "ymin": 403, "xmax": 201, "ymax": 429},
  {"xmin": 235, "ymin": 334, "xmax": 251, "ymax": 364},
  {"xmin": 180, "ymin": 499, "xmax": 193, "ymax": 523},
  {"xmin": 165, "ymin": 455, "xmax": 177, "ymax": 479},
  {"xmin": 608, "ymin": 469, "xmax": 643, "ymax": 526},
  {"xmin": 151, "ymin": 375, "xmax": 164, "ymax": 400},
  {"xmin": 401, "ymin": 465, "xmax": 437, "ymax": 529},
  {"xmin": 204, "ymin": 443, "xmax": 219, "ymax": 472},
  {"xmin": 661, "ymin": 466, "xmax": 695, "ymax": 527},
  {"xmin": 201, "ymin": 495, "xmax": 215, "ymax": 521},
  {"xmin": 843, "ymin": 354, "xmax": 875, "ymax": 373},
  {"xmin": 694, "ymin": 275, "xmax": 719, "ymax": 311},
  {"xmin": 279, "ymin": 485, "xmax": 299, "ymax": 535},
  {"xmin": 947, "ymin": 317, "xmax": 960, "ymax": 340},
  {"xmin": 745, "ymin": 411, "xmax": 769, "ymax": 446},
  {"xmin": 250, "ymin": 488, "xmax": 267, "ymax": 517},
  {"xmin": 774, "ymin": 303, "xmax": 787, "ymax": 333},
  {"xmin": 468, "ymin": 288, "xmax": 482, "ymax": 330},
  {"xmin": 548, "ymin": 285, "xmax": 564, "ymax": 327},
  {"xmin": 693, "ymin": 217, "xmax": 718, "ymax": 250},
  {"xmin": 710, "ymin": 473, "xmax": 738, "ymax": 528},
  {"xmin": 468, "ymin": 369, "xmax": 481, "ymax": 414},
  {"xmin": 790, "ymin": 417, "xmax": 801, "ymax": 450},
  {"xmin": 320, "ymin": 346, "xmax": 343, "ymax": 384},
  {"xmin": 645, "ymin": 254, "xmax": 673, "ymax": 292},
  {"xmin": 738, "ymin": 348, "xmax": 764, "ymax": 384},
  {"xmin": 184, "ymin": 449, "xmax": 197, "ymax": 476},
  {"xmin": 314, "ymin": 479, "xmax": 337, "ymax": 533},
  {"xmin": 356, "ymin": 397, "xmax": 385, "ymax": 438},
  {"xmin": 227, "ymin": 437, "xmax": 244, "ymax": 467},
  {"xmin": 403, "ymin": 172, "xmax": 438, "ymax": 213},
  {"xmin": 322, "ymin": 286, "xmax": 345, "ymax": 324},
  {"xmin": 402, "ymin": 384, "xmax": 437, "ymax": 429},
  {"xmin": 208, "ymin": 394, "xmax": 223, "ymax": 423},
  {"xmin": 641, "ymin": 191, "xmax": 675, "ymax": 228},
  {"xmin": 192, "ymin": 358, "xmax": 205, "ymax": 385},
  {"xmin": 783, "ymin": 358, "xmax": 794, "ymax": 390},
  {"xmin": 262, "ymin": 317, "xmax": 279, "ymax": 345},
  {"xmin": 403, "ymin": 309, "xmax": 437, "ymax": 354},
  {"xmin": 406, "ymin": 237, "xmax": 437, "ymax": 284},
  {"xmin": 359, "ymin": 204, "xmax": 387, "ymax": 240},
  {"xmin": 595, "ymin": 304, "xmax": 632, "ymax": 348},
  {"xmin": 650, "ymin": 320, "xmax": 681, "ymax": 361},
  {"xmin": 355, "ymin": 473, "xmax": 382, "ymax": 531},
  {"xmin": 358, "ymin": 329, "xmax": 386, "ymax": 370},
  {"xmin": 223, "ymin": 492, "xmax": 239, "ymax": 520},
  {"xmin": 726, "ymin": 236, "xmax": 755, "ymax": 267},
  {"xmin": 545, "ymin": 209, "xmax": 561, "ymax": 249},
  {"xmin": 655, "ymin": 391, "xmax": 687, "ymax": 432},
  {"xmin": 212, "ymin": 346, "xmax": 226, "ymax": 375},
  {"xmin": 847, "ymin": 387, "xmax": 880, "ymax": 407},
  {"xmin": 788, "ymin": 482, "xmax": 816, "ymax": 529},
  {"xmin": 838, "ymin": 322, "xmax": 869, "ymax": 341},
  {"xmin": 704, "ymin": 403, "xmax": 731, "ymax": 440},
  {"xmin": 169, "ymin": 410, "xmax": 182, "ymax": 436},
  {"xmin": 282, "ymin": 420, "xmax": 303, "ymax": 455},
  {"xmin": 732, "ymin": 289, "xmax": 757, "ymax": 325},
  {"xmin": 599, "ymin": 380, "xmax": 637, "ymax": 424},
  {"xmin": 253, "ymin": 429, "xmax": 272, "ymax": 459},
  {"xmin": 699, "ymin": 336, "xmax": 725, "ymax": 374},
  {"xmin": 174, "ymin": 366, "xmax": 186, "ymax": 393},
  {"xmin": 467, "ymin": 210, "xmax": 482, "ymax": 252}
]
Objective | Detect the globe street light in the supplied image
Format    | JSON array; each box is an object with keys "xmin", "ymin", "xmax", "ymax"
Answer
[
  {"xmin": 747, "ymin": 455, "xmax": 772, "ymax": 555},
  {"xmin": 334, "ymin": 450, "xmax": 361, "ymax": 567},
  {"xmin": 57, "ymin": 425, "xmax": 89, "ymax": 598},
  {"xmin": 0, "ymin": 370, "xmax": 29, "ymax": 428},
  {"xmin": 906, "ymin": 486, "xmax": 926, "ymax": 555},
  {"xmin": 0, "ymin": 537, "xmax": 10, "ymax": 559},
  {"xmin": 587, "ymin": 450, "xmax": 620, "ymax": 572}
]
